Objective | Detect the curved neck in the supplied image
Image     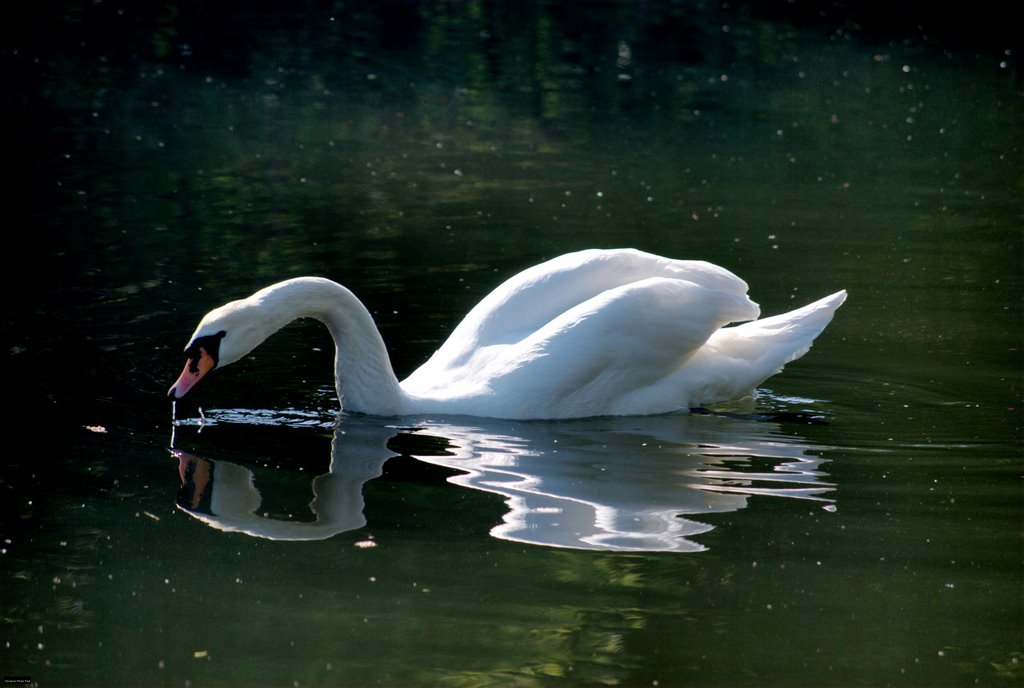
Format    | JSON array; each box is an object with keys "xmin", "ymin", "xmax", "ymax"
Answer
[{"xmin": 252, "ymin": 278, "xmax": 406, "ymax": 415}]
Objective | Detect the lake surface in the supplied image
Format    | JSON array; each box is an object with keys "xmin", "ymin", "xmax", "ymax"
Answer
[{"xmin": 4, "ymin": 2, "xmax": 1021, "ymax": 686}]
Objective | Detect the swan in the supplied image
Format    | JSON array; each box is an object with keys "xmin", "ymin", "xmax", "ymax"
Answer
[{"xmin": 168, "ymin": 248, "xmax": 846, "ymax": 420}]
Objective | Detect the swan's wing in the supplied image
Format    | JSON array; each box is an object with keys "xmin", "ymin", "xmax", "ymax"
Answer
[
  {"xmin": 403, "ymin": 276, "xmax": 760, "ymax": 418},
  {"xmin": 407, "ymin": 249, "xmax": 757, "ymax": 379}
]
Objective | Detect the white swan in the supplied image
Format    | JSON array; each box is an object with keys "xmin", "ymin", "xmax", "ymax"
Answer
[{"xmin": 168, "ymin": 248, "xmax": 846, "ymax": 419}]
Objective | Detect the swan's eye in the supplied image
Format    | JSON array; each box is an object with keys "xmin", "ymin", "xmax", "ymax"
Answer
[{"xmin": 185, "ymin": 331, "xmax": 227, "ymax": 372}]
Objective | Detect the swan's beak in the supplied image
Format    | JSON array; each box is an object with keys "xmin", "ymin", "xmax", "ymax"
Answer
[
  {"xmin": 173, "ymin": 449, "xmax": 213, "ymax": 510},
  {"xmin": 168, "ymin": 347, "xmax": 216, "ymax": 399}
]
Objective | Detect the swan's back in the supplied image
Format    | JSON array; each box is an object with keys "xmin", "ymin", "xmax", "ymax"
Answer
[
  {"xmin": 400, "ymin": 248, "xmax": 784, "ymax": 417},
  {"xmin": 409, "ymin": 248, "xmax": 759, "ymax": 375}
]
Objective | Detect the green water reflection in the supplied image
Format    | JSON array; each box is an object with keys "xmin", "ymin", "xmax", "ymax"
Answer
[{"xmin": 4, "ymin": 2, "xmax": 1020, "ymax": 686}]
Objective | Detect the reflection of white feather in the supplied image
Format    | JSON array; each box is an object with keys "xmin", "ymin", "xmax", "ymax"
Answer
[
  {"xmin": 173, "ymin": 412, "xmax": 836, "ymax": 553},
  {"xmin": 174, "ymin": 424, "xmax": 389, "ymax": 542},
  {"xmin": 427, "ymin": 414, "xmax": 834, "ymax": 552},
  {"xmin": 172, "ymin": 248, "xmax": 845, "ymax": 420}
]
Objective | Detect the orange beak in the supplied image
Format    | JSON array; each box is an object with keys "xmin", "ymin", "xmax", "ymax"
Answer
[{"xmin": 168, "ymin": 347, "xmax": 216, "ymax": 399}]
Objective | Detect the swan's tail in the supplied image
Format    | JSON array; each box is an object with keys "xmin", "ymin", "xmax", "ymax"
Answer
[
  {"xmin": 682, "ymin": 290, "xmax": 847, "ymax": 405},
  {"xmin": 723, "ymin": 290, "xmax": 847, "ymax": 365}
]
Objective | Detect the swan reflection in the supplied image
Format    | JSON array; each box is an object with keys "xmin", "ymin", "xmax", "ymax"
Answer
[{"xmin": 170, "ymin": 410, "xmax": 835, "ymax": 552}]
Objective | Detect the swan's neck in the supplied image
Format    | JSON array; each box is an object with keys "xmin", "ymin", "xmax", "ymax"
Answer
[{"xmin": 251, "ymin": 278, "xmax": 406, "ymax": 415}]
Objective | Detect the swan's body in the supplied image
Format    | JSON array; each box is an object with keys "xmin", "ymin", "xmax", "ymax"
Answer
[{"xmin": 169, "ymin": 248, "xmax": 846, "ymax": 419}]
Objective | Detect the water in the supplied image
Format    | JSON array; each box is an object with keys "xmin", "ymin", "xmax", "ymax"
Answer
[{"xmin": 4, "ymin": 2, "xmax": 1021, "ymax": 686}]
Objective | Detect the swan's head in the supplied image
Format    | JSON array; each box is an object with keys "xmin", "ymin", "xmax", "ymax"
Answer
[{"xmin": 168, "ymin": 298, "xmax": 269, "ymax": 400}]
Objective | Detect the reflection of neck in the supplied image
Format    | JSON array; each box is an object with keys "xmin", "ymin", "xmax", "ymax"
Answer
[{"xmin": 173, "ymin": 438, "xmax": 390, "ymax": 542}]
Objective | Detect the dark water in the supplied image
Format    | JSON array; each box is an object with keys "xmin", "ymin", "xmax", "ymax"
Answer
[{"xmin": 4, "ymin": 2, "xmax": 1021, "ymax": 686}]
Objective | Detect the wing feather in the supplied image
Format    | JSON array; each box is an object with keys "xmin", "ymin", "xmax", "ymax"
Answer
[{"xmin": 404, "ymin": 248, "xmax": 757, "ymax": 386}]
